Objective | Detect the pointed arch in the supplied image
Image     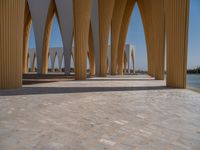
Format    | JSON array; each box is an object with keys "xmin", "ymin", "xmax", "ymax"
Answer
[
  {"xmin": 117, "ymin": 0, "xmax": 155, "ymax": 76},
  {"xmin": 42, "ymin": 1, "xmax": 56, "ymax": 74},
  {"xmin": 117, "ymin": 0, "xmax": 136, "ymax": 75},
  {"xmin": 28, "ymin": 0, "xmax": 56, "ymax": 74},
  {"xmin": 23, "ymin": 1, "xmax": 32, "ymax": 73},
  {"xmin": 54, "ymin": 0, "xmax": 74, "ymax": 75}
]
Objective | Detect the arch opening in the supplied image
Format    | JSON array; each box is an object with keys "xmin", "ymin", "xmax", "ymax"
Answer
[
  {"xmin": 117, "ymin": 1, "xmax": 148, "ymax": 75},
  {"xmin": 48, "ymin": 15, "xmax": 63, "ymax": 73}
]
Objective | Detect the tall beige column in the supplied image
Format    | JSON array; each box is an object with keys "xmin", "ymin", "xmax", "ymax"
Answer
[
  {"xmin": 23, "ymin": 2, "xmax": 32, "ymax": 74},
  {"xmin": 41, "ymin": 1, "xmax": 55, "ymax": 74},
  {"xmin": 88, "ymin": 24, "xmax": 95, "ymax": 76},
  {"xmin": 151, "ymin": 0, "xmax": 165, "ymax": 80},
  {"xmin": 117, "ymin": 0, "xmax": 136, "ymax": 75},
  {"xmin": 99, "ymin": 0, "xmax": 115, "ymax": 77},
  {"xmin": 137, "ymin": 0, "xmax": 155, "ymax": 77},
  {"xmin": 0, "ymin": 0, "xmax": 25, "ymax": 89},
  {"xmin": 111, "ymin": 0, "xmax": 128, "ymax": 75},
  {"xmin": 165, "ymin": 0, "xmax": 190, "ymax": 88},
  {"xmin": 147, "ymin": 0, "xmax": 155, "ymax": 77},
  {"xmin": 73, "ymin": 0, "xmax": 92, "ymax": 80}
]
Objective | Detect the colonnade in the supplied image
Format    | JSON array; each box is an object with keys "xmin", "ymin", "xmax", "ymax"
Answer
[
  {"xmin": 26, "ymin": 45, "xmax": 135, "ymax": 74},
  {"xmin": 0, "ymin": 0, "xmax": 190, "ymax": 89}
]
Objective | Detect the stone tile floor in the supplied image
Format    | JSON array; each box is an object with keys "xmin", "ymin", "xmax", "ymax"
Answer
[{"xmin": 0, "ymin": 75, "xmax": 200, "ymax": 150}]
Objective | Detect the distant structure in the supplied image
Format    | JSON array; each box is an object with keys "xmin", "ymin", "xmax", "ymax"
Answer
[
  {"xmin": 0, "ymin": 0, "xmax": 190, "ymax": 89},
  {"xmin": 27, "ymin": 44, "xmax": 135, "ymax": 74}
]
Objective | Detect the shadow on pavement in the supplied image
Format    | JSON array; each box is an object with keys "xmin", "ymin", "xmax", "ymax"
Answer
[{"xmin": 0, "ymin": 86, "xmax": 171, "ymax": 96}]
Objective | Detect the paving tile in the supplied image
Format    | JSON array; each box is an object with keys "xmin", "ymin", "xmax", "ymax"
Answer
[{"xmin": 0, "ymin": 75, "xmax": 200, "ymax": 150}]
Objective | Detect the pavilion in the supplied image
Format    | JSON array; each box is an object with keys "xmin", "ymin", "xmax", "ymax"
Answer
[{"xmin": 0, "ymin": 0, "xmax": 190, "ymax": 89}]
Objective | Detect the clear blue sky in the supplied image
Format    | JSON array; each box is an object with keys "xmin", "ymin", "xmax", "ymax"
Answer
[{"xmin": 29, "ymin": 0, "xmax": 200, "ymax": 70}]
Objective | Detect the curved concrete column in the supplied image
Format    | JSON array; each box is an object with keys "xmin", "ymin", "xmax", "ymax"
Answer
[
  {"xmin": 29, "ymin": 49, "xmax": 37, "ymax": 72},
  {"xmin": 88, "ymin": 24, "xmax": 96, "ymax": 76},
  {"xmin": 23, "ymin": 2, "xmax": 32, "ymax": 74},
  {"xmin": 90, "ymin": 0, "xmax": 100, "ymax": 75},
  {"xmin": 49, "ymin": 48, "xmax": 57, "ymax": 72},
  {"xmin": 73, "ymin": 0, "xmax": 92, "ymax": 80},
  {"xmin": 99, "ymin": 0, "xmax": 115, "ymax": 76},
  {"xmin": 28, "ymin": 0, "xmax": 55, "ymax": 74},
  {"xmin": 137, "ymin": 0, "xmax": 155, "ymax": 77},
  {"xmin": 0, "ymin": 0, "xmax": 25, "ymax": 89},
  {"xmin": 151, "ymin": 0, "xmax": 165, "ymax": 80},
  {"xmin": 90, "ymin": 0, "xmax": 115, "ymax": 76},
  {"xmin": 42, "ymin": 4, "xmax": 55, "ymax": 74},
  {"xmin": 111, "ymin": 0, "xmax": 128, "ymax": 75},
  {"xmin": 165, "ymin": 0, "xmax": 190, "ymax": 88},
  {"xmin": 117, "ymin": 0, "xmax": 136, "ymax": 75},
  {"xmin": 56, "ymin": 48, "xmax": 63, "ymax": 72},
  {"xmin": 55, "ymin": 0, "xmax": 73, "ymax": 75}
]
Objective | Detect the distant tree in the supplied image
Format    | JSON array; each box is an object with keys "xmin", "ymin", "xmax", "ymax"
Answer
[{"xmin": 187, "ymin": 66, "xmax": 200, "ymax": 74}]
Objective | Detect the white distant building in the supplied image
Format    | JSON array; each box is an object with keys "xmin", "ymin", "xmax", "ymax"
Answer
[{"xmin": 28, "ymin": 44, "xmax": 135, "ymax": 74}]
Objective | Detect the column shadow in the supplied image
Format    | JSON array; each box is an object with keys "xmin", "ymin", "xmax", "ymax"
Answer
[{"xmin": 0, "ymin": 85, "xmax": 171, "ymax": 96}]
